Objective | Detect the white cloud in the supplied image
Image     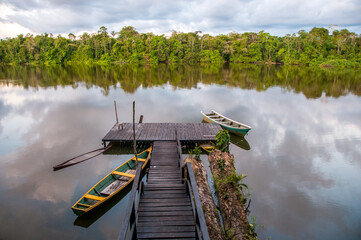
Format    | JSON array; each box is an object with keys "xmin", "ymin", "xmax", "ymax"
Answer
[{"xmin": 0, "ymin": 0, "xmax": 360, "ymax": 38}]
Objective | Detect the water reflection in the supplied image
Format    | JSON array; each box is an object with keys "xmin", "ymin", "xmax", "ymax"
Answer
[
  {"xmin": 230, "ymin": 134, "xmax": 251, "ymax": 150},
  {"xmin": 0, "ymin": 64, "xmax": 360, "ymax": 239},
  {"xmin": 1, "ymin": 64, "xmax": 361, "ymax": 98}
]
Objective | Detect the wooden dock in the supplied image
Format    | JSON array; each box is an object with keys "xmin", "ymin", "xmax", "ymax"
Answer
[
  {"xmin": 137, "ymin": 141, "xmax": 196, "ymax": 239},
  {"xmin": 117, "ymin": 122, "xmax": 215, "ymax": 239},
  {"xmin": 102, "ymin": 123, "xmax": 222, "ymax": 143}
]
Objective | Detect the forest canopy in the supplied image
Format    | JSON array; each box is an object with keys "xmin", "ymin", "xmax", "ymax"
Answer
[{"xmin": 0, "ymin": 26, "xmax": 360, "ymax": 68}]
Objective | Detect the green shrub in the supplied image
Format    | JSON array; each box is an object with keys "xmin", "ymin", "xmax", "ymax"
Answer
[{"xmin": 215, "ymin": 129, "xmax": 230, "ymax": 152}]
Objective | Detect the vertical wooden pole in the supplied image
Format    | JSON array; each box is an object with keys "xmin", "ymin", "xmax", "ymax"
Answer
[
  {"xmin": 139, "ymin": 115, "xmax": 144, "ymax": 123},
  {"xmin": 133, "ymin": 101, "xmax": 138, "ymax": 167},
  {"xmin": 114, "ymin": 100, "xmax": 119, "ymax": 123}
]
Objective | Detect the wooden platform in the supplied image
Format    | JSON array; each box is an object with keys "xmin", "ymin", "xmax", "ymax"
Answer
[
  {"xmin": 102, "ymin": 123, "xmax": 221, "ymax": 143},
  {"xmin": 137, "ymin": 141, "xmax": 196, "ymax": 239}
]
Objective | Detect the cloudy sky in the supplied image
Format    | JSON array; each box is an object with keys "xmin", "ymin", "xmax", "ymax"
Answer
[{"xmin": 0, "ymin": 0, "xmax": 361, "ymax": 38}]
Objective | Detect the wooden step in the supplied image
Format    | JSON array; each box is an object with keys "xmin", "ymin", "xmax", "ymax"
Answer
[{"xmin": 137, "ymin": 140, "xmax": 196, "ymax": 239}]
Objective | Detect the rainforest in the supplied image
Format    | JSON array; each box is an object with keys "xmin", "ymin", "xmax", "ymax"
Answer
[{"xmin": 0, "ymin": 26, "xmax": 360, "ymax": 68}]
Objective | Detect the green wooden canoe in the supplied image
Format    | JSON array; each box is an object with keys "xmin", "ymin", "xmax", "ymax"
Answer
[
  {"xmin": 201, "ymin": 110, "xmax": 251, "ymax": 136},
  {"xmin": 72, "ymin": 147, "xmax": 152, "ymax": 216}
]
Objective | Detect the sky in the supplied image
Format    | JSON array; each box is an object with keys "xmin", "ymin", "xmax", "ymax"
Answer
[{"xmin": 0, "ymin": 0, "xmax": 361, "ymax": 39}]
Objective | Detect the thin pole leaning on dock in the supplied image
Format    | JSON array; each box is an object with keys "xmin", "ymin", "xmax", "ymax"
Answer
[
  {"xmin": 114, "ymin": 100, "xmax": 119, "ymax": 123},
  {"xmin": 133, "ymin": 101, "xmax": 138, "ymax": 167}
]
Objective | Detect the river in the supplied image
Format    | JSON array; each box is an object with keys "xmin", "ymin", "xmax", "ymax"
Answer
[{"xmin": 0, "ymin": 63, "xmax": 360, "ymax": 239}]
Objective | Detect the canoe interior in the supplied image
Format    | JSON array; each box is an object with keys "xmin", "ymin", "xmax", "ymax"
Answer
[
  {"xmin": 72, "ymin": 148, "xmax": 151, "ymax": 215},
  {"xmin": 204, "ymin": 111, "xmax": 251, "ymax": 130}
]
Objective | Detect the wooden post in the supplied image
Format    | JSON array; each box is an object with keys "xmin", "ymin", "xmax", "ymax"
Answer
[
  {"xmin": 139, "ymin": 115, "xmax": 144, "ymax": 123},
  {"xmin": 133, "ymin": 101, "xmax": 138, "ymax": 167},
  {"xmin": 114, "ymin": 100, "xmax": 119, "ymax": 123}
]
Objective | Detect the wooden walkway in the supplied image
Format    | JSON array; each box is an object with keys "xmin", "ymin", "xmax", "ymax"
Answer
[
  {"xmin": 102, "ymin": 123, "xmax": 221, "ymax": 143},
  {"xmin": 137, "ymin": 141, "xmax": 196, "ymax": 239}
]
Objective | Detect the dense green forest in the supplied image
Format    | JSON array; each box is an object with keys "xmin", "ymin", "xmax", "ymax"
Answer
[{"xmin": 0, "ymin": 26, "xmax": 360, "ymax": 68}]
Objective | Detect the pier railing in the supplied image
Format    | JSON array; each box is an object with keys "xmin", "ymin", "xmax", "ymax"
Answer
[
  {"xmin": 176, "ymin": 130, "xmax": 210, "ymax": 240},
  {"xmin": 117, "ymin": 162, "xmax": 145, "ymax": 240}
]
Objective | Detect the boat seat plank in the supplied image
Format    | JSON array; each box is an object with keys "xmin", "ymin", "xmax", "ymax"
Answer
[
  {"xmin": 85, "ymin": 194, "xmax": 104, "ymax": 201},
  {"xmin": 112, "ymin": 171, "xmax": 135, "ymax": 178}
]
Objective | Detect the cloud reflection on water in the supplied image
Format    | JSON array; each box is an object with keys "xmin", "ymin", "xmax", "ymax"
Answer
[
  {"xmin": 0, "ymin": 67, "xmax": 361, "ymax": 239},
  {"xmin": 231, "ymin": 90, "xmax": 361, "ymax": 239}
]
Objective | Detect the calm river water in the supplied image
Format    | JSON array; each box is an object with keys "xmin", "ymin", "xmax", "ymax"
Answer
[{"xmin": 0, "ymin": 64, "xmax": 360, "ymax": 240}]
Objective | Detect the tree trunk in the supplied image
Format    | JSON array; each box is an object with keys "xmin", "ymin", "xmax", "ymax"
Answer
[
  {"xmin": 208, "ymin": 149, "xmax": 251, "ymax": 240},
  {"xmin": 184, "ymin": 157, "xmax": 224, "ymax": 240}
]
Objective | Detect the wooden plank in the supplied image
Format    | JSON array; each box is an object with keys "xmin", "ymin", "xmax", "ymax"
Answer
[
  {"xmin": 149, "ymin": 162, "xmax": 178, "ymax": 166},
  {"xmin": 139, "ymin": 193, "xmax": 186, "ymax": 199},
  {"xmin": 147, "ymin": 172, "xmax": 180, "ymax": 176},
  {"xmin": 135, "ymin": 140, "xmax": 199, "ymax": 239},
  {"xmin": 149, "ymin": 123, "xmax": 157, "ymax": 140},
  {"xmin": 145, "ymin": 188, "xmax": 185, "ymax": 192},
  {"xmin": 148, "ymin": 172, "xmax": 181, "ymax": 176},
  {"xmin": 140, "ymin": 196, "xmax": 189, "ymax": 201},
  {"xmin": 85, "ymin": 194, "xmax": 104, "ymax": 201},
  {"xmin": 103, "ymin": 123, "xmax": 220, "ymax": 142},
  {"xmin": 135, "ymin": 123, "xmax": 144, "ymax": 139},
  {"xmin": 137, "ymin": 226, "xmax": 195, "ymax": 233},
  {"xmin": 145, "ymin": 179, "xmax": 182, "ymax": 183},
  {"xmin": 137, "ymin": 216, "xmax": 194, "ymax": 222},
  {"xmin": 147, "ymin": 181, "xmax": 182, "ymax": 185},
  {"xmin": 138, "ymin": 211, "xmax": 194, "ymax": 217},
  {"xmin": 150, "ymin": 166, "xmax": 179, "ymax": 170},
  {"xmin": 143, "ymin": 190, "xmax": 186, "ymax": 195},
  {"xmin": 137, "ymin": 232, "xmax": 196, "ymax": 239},
  {"xmin": 145, "ymin": 184, "xmax": 184, "ymax": 188},
  {"xmin": 147, "ymin": 169, "xmax": 180, "ymax": 173},
  {"xmin": 138, "ymin": 206, "xmax": 193, "ymax": 212},
  {"xmin": 142, "ymin": 123, "xmax": 151, "ymax": 140},
  {"xmin": 148, "ymin": 172, "xmax": 180, "ymax": 176},
  {"xmin": 156, "ymin": 123, "xmax": 164, "ymax": 141},
  {"xmin": 139, "ymin": 202, "xmax": 191, "ymax": 207},
  {"xmin": 161, "ymin": 123, "xmax": 168, "ymax": 140},
  {"xmin": 124, "ymin": 123, "xmax": 134, "ymax": 141},
  {"xmin": 147, "ymin": 179, "xmax": 182, "ymax": 183},
  {"xmin": 137, "ymin": 220, "xmax": 195, "ymax": 227},
  {"xmin": 185, "ymin": 162, "xmax": 210, "ymax": 239}
]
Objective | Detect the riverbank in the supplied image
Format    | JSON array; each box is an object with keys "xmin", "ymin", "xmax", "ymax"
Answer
[{"xmin": 185, "ymin": 149, "xmax": 257, "ymax": 240}]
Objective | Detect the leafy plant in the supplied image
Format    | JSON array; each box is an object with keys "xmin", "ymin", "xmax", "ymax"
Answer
[
  {"xmin": 193, "ymin": 144, "xmax": 202, "ymax": 160},
  {"xmin": 244, "ymin": 215, "xmax": 261, "ymax": 239},
  {"xmin": 225, "ymin": 228, "xmax": 235, "ymax": 240},
  {"xmin": 214, "ymin": 169, "xmax": 250, "ymax": 203},
  {"xmin": 215, "ymin": 129, "xmax": 230, "ymax": 152},
  {"xmin": 188, "ymin": 144, "xmax": 202, "ymax": 160},
  {"xmin": 217, "ymin": 155, "xmax": 226, "ymax": 171}
]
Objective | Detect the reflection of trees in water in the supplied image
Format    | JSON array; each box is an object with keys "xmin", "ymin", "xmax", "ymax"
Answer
[{"xmin": 0, "ymin": 64, "xmax": 360, "ymax": 98}]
